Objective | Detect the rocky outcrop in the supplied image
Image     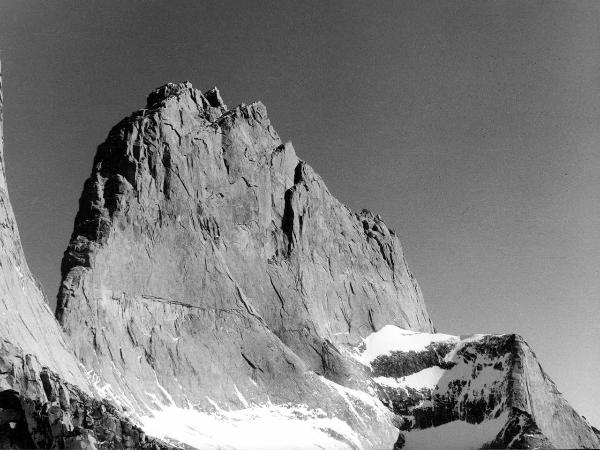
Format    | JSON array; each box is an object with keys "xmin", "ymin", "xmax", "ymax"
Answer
[{"xmin": 0, "ymin": 339, "xmax": 170, "ymax": 449}]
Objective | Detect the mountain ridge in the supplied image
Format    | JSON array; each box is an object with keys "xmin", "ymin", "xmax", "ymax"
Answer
[{"xmin": 0, "ymin": 72, "xmax": 597, "ymax": 449}]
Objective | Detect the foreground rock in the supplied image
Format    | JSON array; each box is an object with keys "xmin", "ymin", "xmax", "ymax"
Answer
[{"xmin": 0, "ymin": 339, "xmax": 169, "ymax": 449}]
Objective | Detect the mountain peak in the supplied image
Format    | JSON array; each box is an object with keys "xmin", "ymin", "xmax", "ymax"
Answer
[
  {"xmin": 144, "ymin": 81, "xmax": 229, "ymax": 121},
  {"xmin": 0, "ymin": 69, "xmax": 596, "ymax": 448},
  {"xmin": 145, "ymin": 81, "xmax": 193, "ymax": 108}
]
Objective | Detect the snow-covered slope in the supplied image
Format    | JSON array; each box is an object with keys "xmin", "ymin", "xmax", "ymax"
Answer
[
  {"xmin": 351, "ymin": 325, "xmax": 600, "ymax": 449},
  {"xmin": 138, "ymin": 382, "xmax": 388, "ymax": 450},
  {"xmin": 91, "ymin": 320, "xmax": 600, "ymax": 449}
]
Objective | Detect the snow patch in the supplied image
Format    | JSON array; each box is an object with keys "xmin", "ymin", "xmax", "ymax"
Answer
[
  {"xmin": 234, "ymin": 384, "xmax": 249, "ymax": 408},
  {"xmin": 358, "ymin": 325, "xmax": 458, "ymax": 364},
  {"xmin": 141, "ymin": 404, "xmax": 364, "ymax": 450},
  {"xmin": 443, "ymin": 333, "xmax": 489, "ymax": 361},
  {"xmin": 319, "ymin": 376, "xmax": 390, "ymax": 423},
  {"xmin": 374, "ymin": 365, "xmax": 446, "ymax": 390},
  {"xmin": 86, "ymin": 367, "xmax": 136, "ymax": 413},
  {"xmin": 436, "ymin": 343, "xmax": 509, "ymax": 402},
  {"xmin": 403, "ymin": 414, "xmax": 508, "ymax": 450}
]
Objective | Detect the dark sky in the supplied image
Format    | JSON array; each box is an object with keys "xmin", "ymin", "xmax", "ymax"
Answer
[{"xmin": 1, "ymin": 0, "xmax": 599, "ymax": 426}]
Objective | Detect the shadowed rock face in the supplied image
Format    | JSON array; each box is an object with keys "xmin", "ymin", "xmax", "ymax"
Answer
[
  {"xmin": 0, "ymin": 339, "xmax": 168, "ymax": 450},
  {"xmin": 55, "ymin": 81, "xmax": 432, "ymax": 434}
]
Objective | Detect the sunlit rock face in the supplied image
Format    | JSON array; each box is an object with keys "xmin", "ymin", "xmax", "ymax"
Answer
[
  {"xmin": 0, "ymin": 60, "xmax": 87, "ymax": 393},
  {"xmin": 53, "ymin": 81, "xmax": 600, "ymax": 449},
  {"xmin": 56, "ymin": 81, "xmax": 433, "ymax": 447},
  {"xmin": 0, "ymin": 60, "xmax": 93, "ymax": 445}
]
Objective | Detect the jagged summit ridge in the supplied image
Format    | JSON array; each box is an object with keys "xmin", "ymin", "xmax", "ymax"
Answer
[{"xmin": 145, "ymin": 81, "xmax": 227, "ymax": 112}]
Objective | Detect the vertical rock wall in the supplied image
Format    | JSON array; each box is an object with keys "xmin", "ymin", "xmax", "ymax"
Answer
[{"xmin": 0, "ymin": 59, "xmax": 88, "ymax": 389}]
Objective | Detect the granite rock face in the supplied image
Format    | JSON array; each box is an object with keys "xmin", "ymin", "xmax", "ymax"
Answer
[
  {"xmin": 55, "ymin": 81, "xmax": 432, "ymax": 447},
  {"xmin": 0, "ymin": 60, "xmax": 88, "ymax": 393}
]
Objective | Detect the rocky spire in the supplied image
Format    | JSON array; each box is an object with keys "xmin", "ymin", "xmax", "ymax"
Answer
[{"xmin": 55, "ymin": 82, "xmax": 434, "ymax": 448}]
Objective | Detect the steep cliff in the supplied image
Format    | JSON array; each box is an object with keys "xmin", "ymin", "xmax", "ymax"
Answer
[
  {"xmin": 53, "ymin": 81, "xmax": 600, "ymax": 449},
  {"xmin": 0, "ymin": 61, "xmax": 87, "ymax": 392},
  {"xmin": 55, "ymin": 81, "xmax": 432, "ymax": 448}
]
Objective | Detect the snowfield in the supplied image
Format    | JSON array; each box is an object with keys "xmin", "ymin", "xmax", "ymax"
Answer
[
  {"xmin": 402, "ymin": 413, "xmax": 508, "ymax": 450},
  {"xmin": 140, "ymin": 403, "xmax": 364, "ymax": 450},
  {"xmin": 358, "ymin": 325, "xmax": 458, "ymax": 364},
  {"xmin": 373, "ymin": 365, "xmax": 446, "ymax": 390},
  {"xmin": 136, "ymin": 376, "xmax": 391, "ymax": 449}
]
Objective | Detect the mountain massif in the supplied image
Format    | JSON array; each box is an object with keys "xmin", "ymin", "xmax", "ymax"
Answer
[{"xmin": 0, "ymin": 64, "xmax": 598, "ymax": 448}]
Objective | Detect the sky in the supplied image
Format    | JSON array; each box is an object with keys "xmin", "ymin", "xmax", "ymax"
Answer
[{"xmin": 1, "ymin": 0, "xmax": 599, "ymax": 427}]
